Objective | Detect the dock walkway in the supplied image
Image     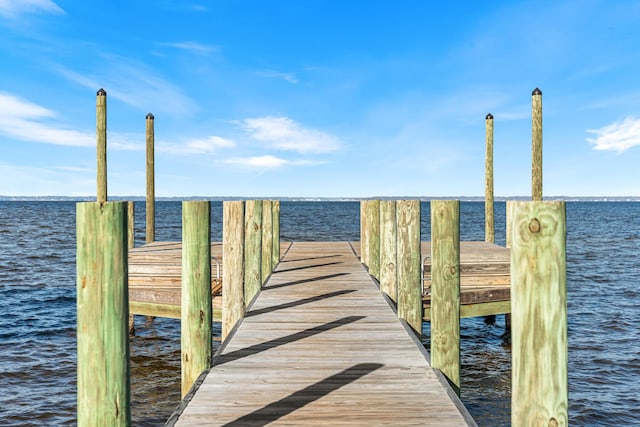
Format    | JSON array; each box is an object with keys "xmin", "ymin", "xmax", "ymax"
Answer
[{"xmin": 170, "ymin": 241, "xmax": 475, "ymax": 426}]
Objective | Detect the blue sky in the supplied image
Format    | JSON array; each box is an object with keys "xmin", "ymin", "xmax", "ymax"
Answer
[{"xmin": 1, "ymin": 0, "xmax": 640, "ymax": 198}]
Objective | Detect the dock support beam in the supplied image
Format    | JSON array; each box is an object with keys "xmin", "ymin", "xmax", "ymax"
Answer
[
  {"xmin": 485, "ymin": 113, "xmax": 495, "ymax": 243},
  {"xmin": 127, "ymin": 201, "xmax": 135, "ymax": 336},
  {"xmin": 272, "ymin": 200, "xmax": 280, "ymax": 266},
  {"xmin": 396, "ymin": 200, "xmax": 422, "ymax": 336},
  {"xmin": 261, "ymin": 200, "xmax": 273, "ymax": 284},
  {"xmin": 223, "ymin": 201, "xmax": 245, "ymax": 340},
  {"xmin": 96, "ymin": 89, "xmax": 107, "ymax": 203},
  {"xmin": 146, "ymin": 113, "xmax": 155, "ymax": 243},
  {"xmin": 76, "ymin": 201, "xmax": 130, "ymax": 426},
  {"xmin": 360, "ymin": 201, "xmax": 369, "ymax": 265},
  {"xmin": 368, "ymin": 200, "xmax": 381, "ymax": 280},
  {"xmin": 430, "ymin": 200, "xmax": 461, "ymax": 394},
  {"xmin": 181, "ymin": 201, "xmax": 212, "ymax": 397},
  {"xmin": 244, "ymin": 200, "xmax": 262, "ymax": 303},
  {"xmin": 379, "ymin": 200, "xmax": 398, "ymax": 302},
  {"xmin": 532, "ymin": 88, "xmax": 543, "ymax": 201},
  {"xmin": 510, "ymin": 201, "xmax": 567, "ymax": 426}
]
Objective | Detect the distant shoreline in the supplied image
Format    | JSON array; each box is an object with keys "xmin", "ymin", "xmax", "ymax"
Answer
[{"xmin": 2, "ymin": 196, "xmax": 640, "ymax": 202}]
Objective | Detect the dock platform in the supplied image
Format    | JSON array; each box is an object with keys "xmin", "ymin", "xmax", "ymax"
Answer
[{"xmin": 168, "ymin": 241, "xmax": 475, "ymax": 426}]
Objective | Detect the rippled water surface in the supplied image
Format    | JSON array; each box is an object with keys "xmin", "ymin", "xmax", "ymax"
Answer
[{"xmin": 1, "ymin": 201, "xmax": 638, "ymax": 426}]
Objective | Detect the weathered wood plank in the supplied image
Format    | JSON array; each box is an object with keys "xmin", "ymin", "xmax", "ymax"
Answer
[{"xmin": 171, "ymin": 242, "xmax": 475, "ymax": 426}]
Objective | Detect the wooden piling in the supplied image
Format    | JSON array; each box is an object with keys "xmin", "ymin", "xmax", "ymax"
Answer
[
  {"xmin": 261, "ymin": 200, "xmax": 273, "ymax": 284},
  {"xmin": 223, "ymin": 201, "xmax": 245, "ymax": 340},
  {"xmin": 76, "ymin": 201, "xmax": 130, "ymax": 426},
  {"xmin": 360, "ymin": 201, "xmax": 369, "ymax": 266},
  {"xmin": 510, "ymin": 201, "xmax": 567, "ymax": 426},
  {"xmin": 379, "ymin": 200, "xmax": 398, "ymax": 302},
  {"xmin": 181, "ymin": 201, "xmax": 212, "ymax": 397},
  {"xmin": 430, "ymin": 200, "xmax": 461, "ymax": 393},
  {"xmin": 96, "ymin": 89, "xmax": 107, "ymax": 203},
  {"xmin": 244, "ymin": 200, "xmax": 262, "ymax": 303},
  {"xmin": 485, "ymin": 113, "xmax": 495, "ymax": 243},
  {"xmin": 127, "ymin": 201, "xmax": 135, "ymax": 249},
  {"xmin": 532, "ymin": 88, "xmax": 543, "ymax": 201},
  {"xmin": 127, "ymin": 201, "xmax": 135, "ymax": 336},
  {"xmin": 396, "ymin": 200, "xmax": 421, "ymax": 336},
  {"xmin": 272, "ymin": 200, "xmax": 280, "ymax": 266},
  {"xmin": 367, "ymin": 200, "xmax": 381, "ymax": 280},
  {"xmin": 146, "ymin": 113, "xmax": 155, "ymax": 243}
]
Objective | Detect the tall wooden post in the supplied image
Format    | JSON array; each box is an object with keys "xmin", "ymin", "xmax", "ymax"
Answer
[
  {"xmin": 244, "ymin": 200, "xmax": 262, "ymax": 303},
  {"xmin": 181, "ymin": 201, "xmax": 212, "ymax": 397},
  {"xmin": 379, "ymin": 200, "xmax": 397, "ymax": 302},
  {"xmin": 127, "ymin": 201, "xmax": 136, "ymax": 336},
  {"xmin": 485, "ymin": 113, "xmax": 495, "ymax": 243},
  {"xmin": 430, "ymin": 200, "xmax": 461, "ymax": 394},
  {"xmin": 146, "ymin": 113, "xmax": 155, "ymax": 243},
  {"xmin": 360, "ymin": 200, "xmax": 369, "ymax": 266},
  {"xmin": 396, "ymin": 200, "xmax": 421, "ymax": 336},
  {"xmin": 127, "ymin": 201, "xmax": 135, "ymax": 249},
  {"xmin": 223, "ymin": 201, "xmax": 245, "ymax": 340},
  {"xmin": 367, "ymin": 200, "xmax": 381, "ymax": 280},
  {"xmin": 77, "ymin": 201, "xmax": 130, "ymax": 426},
  {"xmin": 532, "ymin": 88, "xmax": 543, "ymax": 201},
  {"xmin": 272, "ymin": 200, "xmax": 280, "ymax": 266},
  {"xmin": 96, "ymin": 89, "xmax": 107, "ymax": 203},
  {"xmin": 510, "ymin": 201, "xmax": 567, "ymax": 426},
  {"xmin": 261, "ymin": 200, "xmax": 273, "ymax": 284}
]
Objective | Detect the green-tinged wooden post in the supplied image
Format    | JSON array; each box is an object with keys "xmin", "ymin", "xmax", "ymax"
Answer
[
  {"xmin": 360, "ymin": 200, "xmax": 369, "ymax": 266},
  {"xmin": 146, "ymin": 113, "xmax": 155, "ymax": 243},
  {"xmin": 368, "ymin": 200, "xmax": 381, "ymax": 280},
  {"xmin": 96, "ymin": 89, "xmax": 107, "ymax": 203},
  {"xmin": 510, "ymin": 201, "xmax": 567, "ymax": 426},
  {"xmin": 127, "ymin": 201, "xmax": 135, "ymax": 336},
  {"xmin": 181, "ymin": 201, "xmax": 212, "ymax": 398},
  {"xmin": 77, "ymin": 201, "xmax": 130, "ymax": 426},
  {"xmin": 430, "ymin": 200, "xmax": 461, "ymax": 394},
  {"xmin": 532, "ymin": 88, "xmax": 543, "ymax": 201},
  {"xmin": 127, "ymin": 201, "xmax": 135, "ymax": 249},
  {"xmin": 485, "ymin": 113, "xmax": 495, "ymax": 243},
  {"xmin": 272, "ymin": 200, "xmax": 280, "ymax": 266},
  {"xmin": 261, "ymin": 200, "xmax": 273, "ymax": 284},
  {"xmin": 505, "ymin": 200, "xmax": 514, "ymax": 332},
  {"xmin": 244, "ymin": 200, "xmax": 262, "ymax": 303},
  {"xmin": 396, "ymin": 200, "xmax": 421, "ymax": 336},
  {"xmin": 379, "ymin": 200, "xmax": 398, "ymax": 302},
  {"xmin": 223, "ymin": 201, "xmax": 245, "ymax": 340}
]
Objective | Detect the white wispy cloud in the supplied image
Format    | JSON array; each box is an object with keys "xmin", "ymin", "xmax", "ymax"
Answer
[
  {"xmin": 587, "ymin": 117, "xmax": 640, "ymax": 153},
  {"xmin": 160, "ymin": 41, "xmax": 219, "ymax": 55},
  {"xmin": 257, "ymin": 70, "xmax": 299, "ymax": 84},
  {"xmin": 241, "ymin": 116, "xmax": 342, "ymax": 153},
  {"xmin": 0, "ymin": 0, "xmax": 64, "ymax": 18},
  {"xmin": 0, "ymin": 92, "xmax": 93, "ymax": 147},
  {"xmin": 55, "ymin": 56, "xmax": 195, "ymax": 115},
  {"xmin": 225, "ymin": 155, "xmax": 324, "ymax": 169},
  {"xmin": 159, "ymin": 136, "xmax": 235, "ymax": 154},
  {"xmin": 225, "ymin": 155, "xmax": 289, "ymax": 168}
]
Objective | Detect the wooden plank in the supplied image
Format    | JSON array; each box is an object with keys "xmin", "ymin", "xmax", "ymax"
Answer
[{"xmin": 172, "ymin": 242, "xmax": 475, "ymax": 426}]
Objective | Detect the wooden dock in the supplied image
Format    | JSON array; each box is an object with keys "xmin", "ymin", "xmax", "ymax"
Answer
[
  {"xmin": 168, "ymin": 241, "xmax": 476, "ymax": 426},
  {"xmin": 129, "ymin": 241, "xmax": 510, "ymax": 322}
]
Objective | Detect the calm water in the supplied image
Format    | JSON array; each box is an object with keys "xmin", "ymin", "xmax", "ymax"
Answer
[{"xmin": 0, "ymin": 201, "xmax": 638, "ymax": 426}]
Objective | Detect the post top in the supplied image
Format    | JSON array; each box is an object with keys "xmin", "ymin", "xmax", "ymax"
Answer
[
  {"xmin": 97, "ymin": 88, "xmax": 107, "ymax": 96},
  {"xmin": 532, "ymin": 87, "xmax": 542, "ymax": 96},
  {"xmin": 486, "ymin": 113, "xmax": 494, "ymax": 120},
  {"xmin": 146, "ymin": 113, "xmax": 155, "ymax": 120}
]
